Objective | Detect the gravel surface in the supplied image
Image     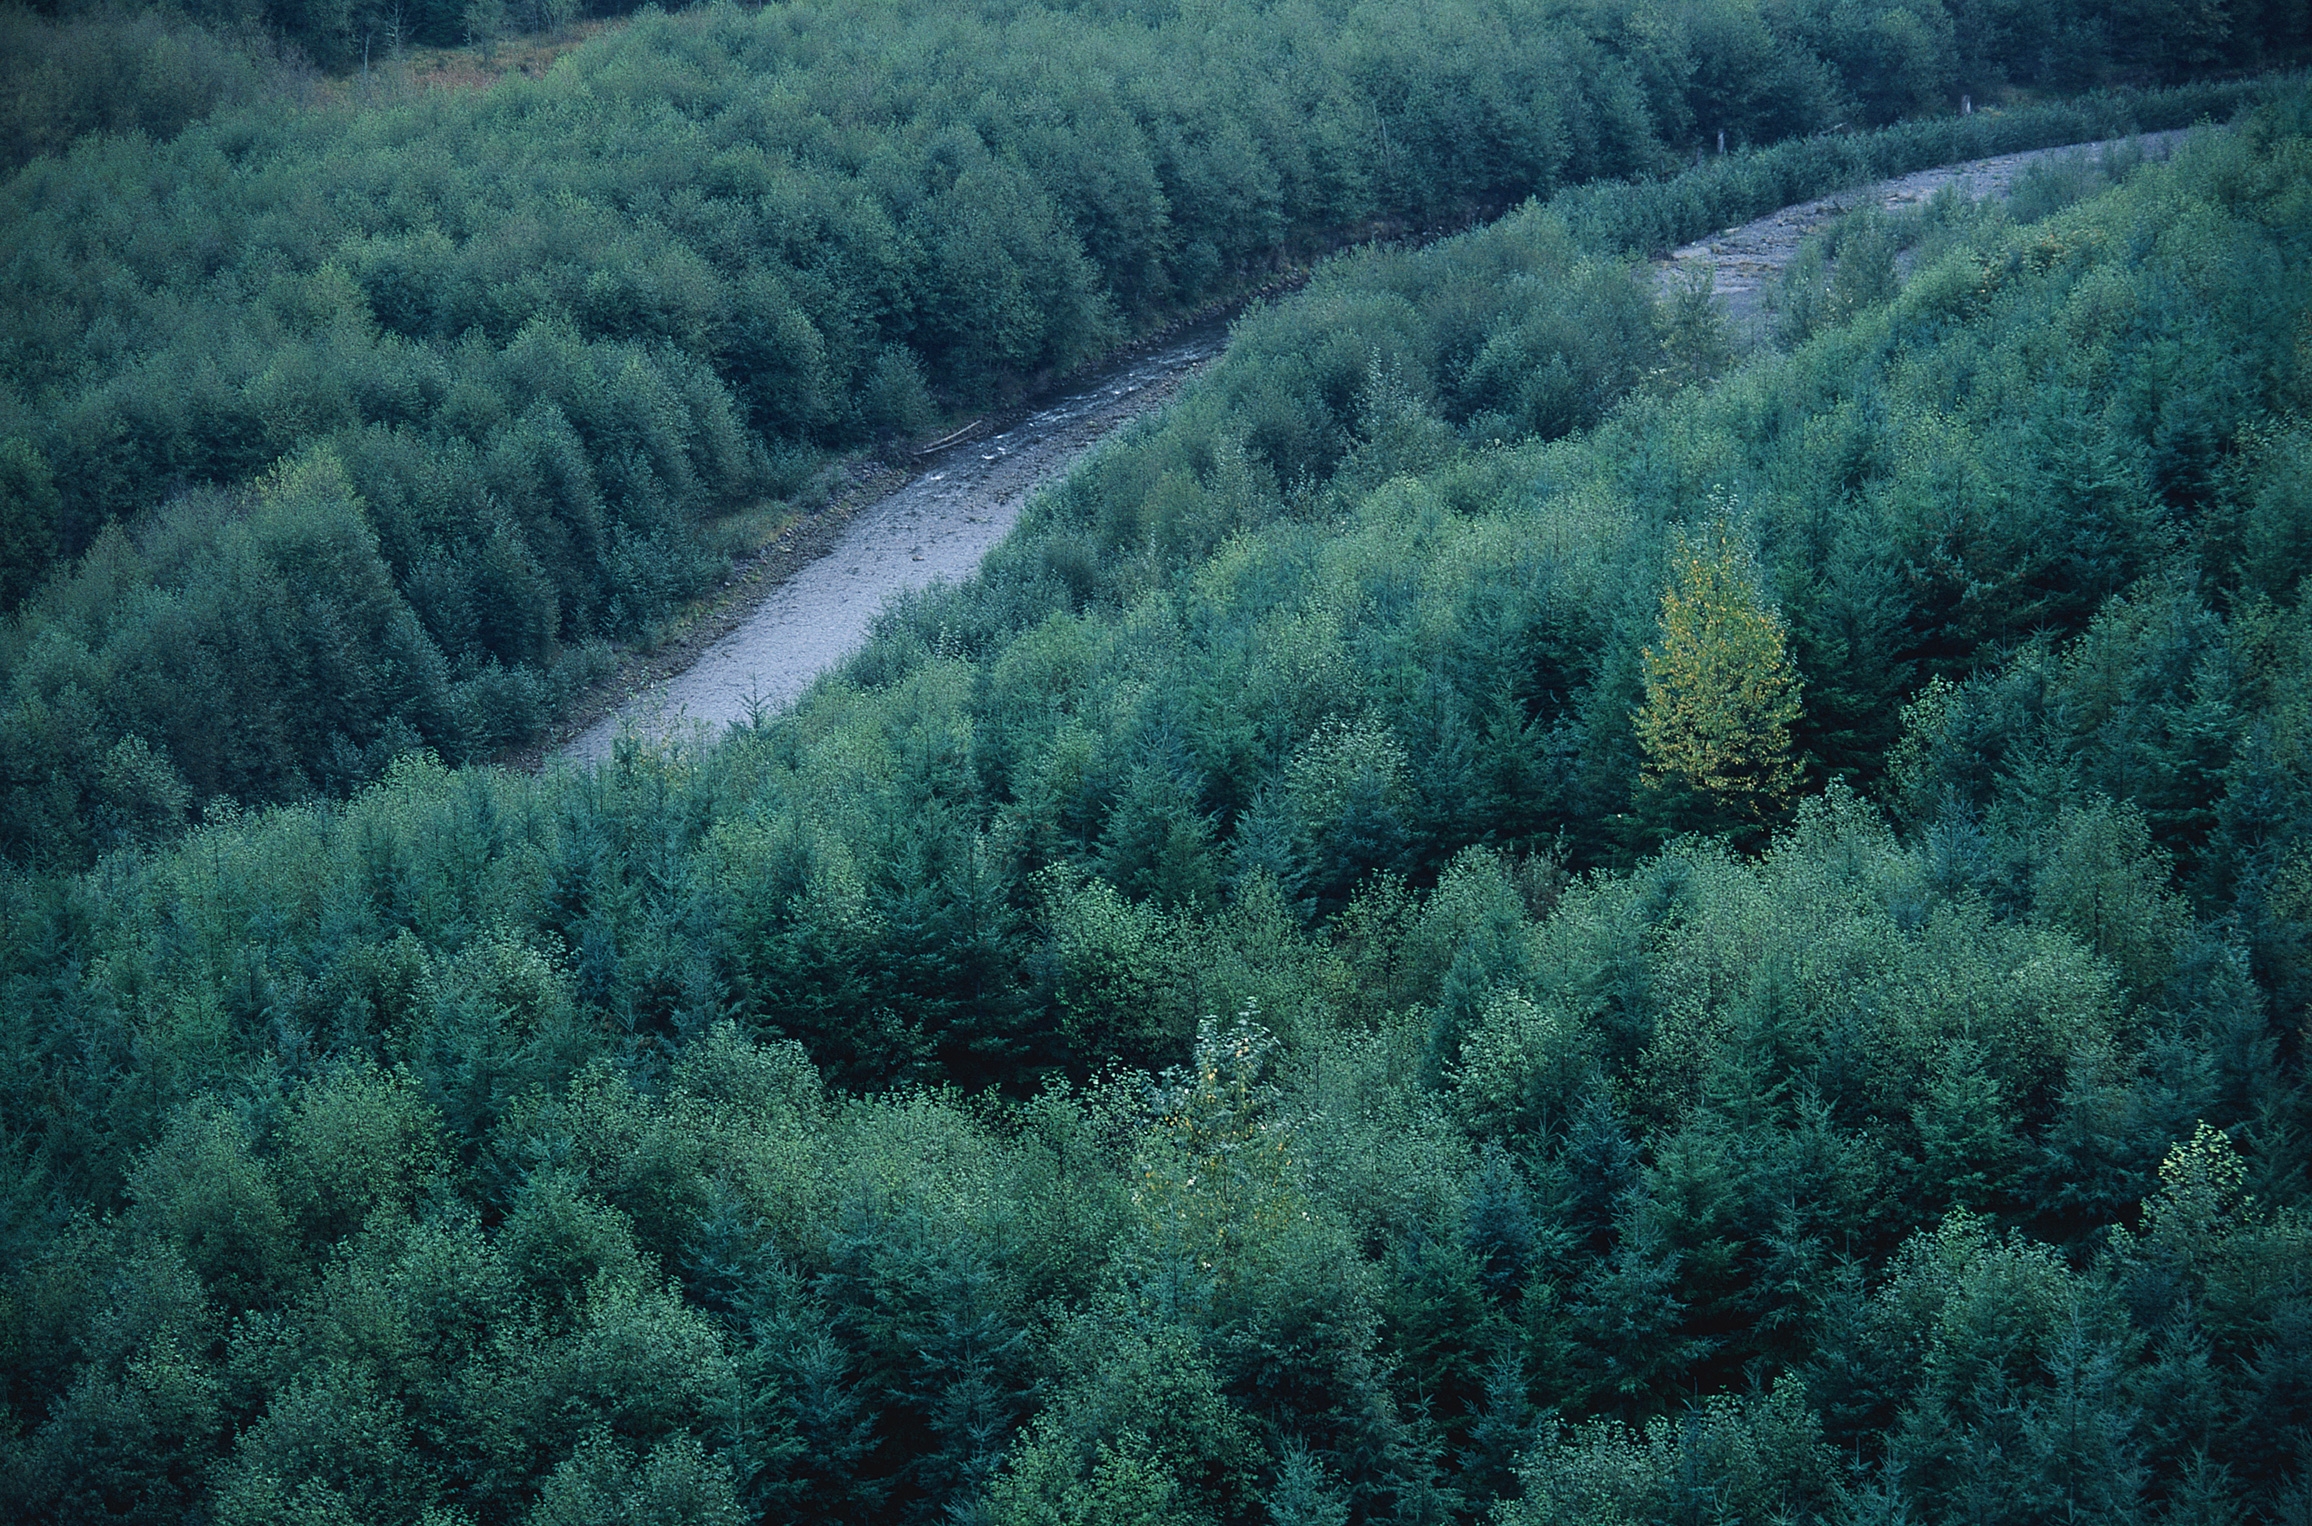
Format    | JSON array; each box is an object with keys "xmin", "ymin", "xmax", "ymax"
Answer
[
  {"xmin": 561, "ymin": 328, "xmax": 1225, "ymax": 762},
  {"xmin": 1656, "ymin": 129, "xmax": 2195, "ymax": 337}
]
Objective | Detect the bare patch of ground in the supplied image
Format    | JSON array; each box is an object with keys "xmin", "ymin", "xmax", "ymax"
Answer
[{"xmin": 311, "ymin": 21, "xmax": 624, "ymax": 105}]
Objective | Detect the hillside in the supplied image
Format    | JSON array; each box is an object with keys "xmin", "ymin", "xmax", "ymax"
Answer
[
  {"xmin": 1, "ymin": 0, "xmax": 2304, "ymax": 863},
  {"xmin": 2, "ymin": 74, "xmax": 2310, "ymax": 1525}
]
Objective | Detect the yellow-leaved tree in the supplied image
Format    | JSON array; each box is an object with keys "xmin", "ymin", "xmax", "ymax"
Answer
[{"xmin": 1634, "ymin": 521, "xmax": 1804, "ymax": 822}]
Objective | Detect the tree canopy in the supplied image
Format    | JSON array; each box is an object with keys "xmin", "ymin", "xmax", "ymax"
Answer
[{"xmin": 3, "ymin": 77, "xmax": 2312, "ymax": 1525}]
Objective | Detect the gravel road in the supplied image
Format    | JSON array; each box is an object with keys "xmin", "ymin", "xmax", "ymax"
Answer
[
  {"xmin": 560, "ymin": 328, "xmax": 1225, "ymax": 762},
  {"xmin": 1656, "ymin": 129, "xmax": 2194, "ymax": 336}
]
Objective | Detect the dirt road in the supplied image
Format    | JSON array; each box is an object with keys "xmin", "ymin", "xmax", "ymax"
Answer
[
  {"xmin": 560, "ymin": 327, "xmax": 1225, "ymax": 762},
  {"xmin": 1656, "ymin": 129, "xmax": 2194, "ymax": 336}
]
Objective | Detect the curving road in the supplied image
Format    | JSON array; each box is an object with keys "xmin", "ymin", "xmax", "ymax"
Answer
[
  {"xmin": 560, "ymin": 327, "xmax": 1225, "ymax": 762},
  {"xmin": 563, "ymin": 133, "xmax": 2197, "ymax": 765},
  {"xmin": 1656, "ymin": 129, "xmax": 2194, "ymax": 337}
]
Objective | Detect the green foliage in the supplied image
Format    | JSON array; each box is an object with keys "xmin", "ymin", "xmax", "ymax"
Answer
[
  {"xmin": 0, "ymin": 9, "xmax": 2294, "ymax": 864},
  {"xmin": 0, "ymin": 450, "xmax": 471, "ymax": 864},
  {"xmin": 1539, "ymin": 72, "xmax": 2278, "ymax": 258},
  {"xmin": 2031, "ymin": 798, "xmax": 2193, "ymax": 996},
  {"xmin": 125, "ymin": 1104, "xmax": 296, "ymax": 1316},
  {"xmin": 527, "ymin": 1430, "xmax": 745, "ymax": 1526},
  {"xmin": 211, "ymin": 1364, "xmax": 436, "ymax": 1526},
  {"xmin": 12, "ymin": 1305, "xmax": 228, "ymax": 1525},
  {"xmin": 988, "ymin": 1324, "xmax": 1261, "ymax": 1526},
  {"xmin": 1633, "ymin": 520, "xmax": 1806, "ymax": 831},
  {"xmin": 5, "ymin": 60, "xmax": 2312, "ymax": 1526},
  {"xmin": 273, "ymin": 1063, "xmax": 447, "ymax": 1248},
  {"xmin": 1501, "ymin": 1378, "xmax": 1834, "ymax": 1526},
  {"xmin": 0, "ymin": 4, "xmax": 276, "ymax": 172},
  {"xmin": 0, "ymin": 437, "xmax": 59, "ymax": 610}
]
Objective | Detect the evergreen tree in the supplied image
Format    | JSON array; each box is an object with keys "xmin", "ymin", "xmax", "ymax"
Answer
[
  {"xmin": 0, "ymin": 438, "xmax": 59, "ymax": 611},
  {"xmin": 1633, "ymin": 521, "xmax": 1806, "ymax": 833}
]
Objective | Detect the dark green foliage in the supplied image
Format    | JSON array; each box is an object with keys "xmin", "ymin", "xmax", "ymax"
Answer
[
  {"xmin": 0, "ymin": 438, "xmax": 59, "ymax": 611},
  {"xmin": 0, "ymin": 451, "xmax": 487, "ymax": 864},
  {"xmin": 5, "ymin": 61, "xmax": 2312, "ymax": 1526},
  {"xmin": 0, "ymin": 3, "xmax": 276, "ymax": 172}
]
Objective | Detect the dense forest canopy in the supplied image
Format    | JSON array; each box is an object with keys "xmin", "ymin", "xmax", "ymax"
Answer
[
  {"xmin": 1, "ymin": 0, "xmax": 2307, "ymax": 864},
  {"xmin": 3, "ymin": 31, "xmax": 2311, "ymax": 1514}
]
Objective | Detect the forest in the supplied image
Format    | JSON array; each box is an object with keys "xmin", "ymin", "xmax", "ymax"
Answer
[
  {"xmin": 2, "ymin": 0, "xmax": 2309, "ymax": 857},
  {"xmin": 5, "ymin": 1, "xmax": 2312, "ymax": 1523}
]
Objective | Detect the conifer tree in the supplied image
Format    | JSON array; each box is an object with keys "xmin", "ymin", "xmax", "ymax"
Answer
[{"xmin": 1633, "ymin": 521, "xmax": 1805, "ymax": 826}]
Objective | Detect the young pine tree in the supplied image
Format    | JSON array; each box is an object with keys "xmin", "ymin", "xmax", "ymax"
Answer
[{"xmin": 1633, "ymin": 522, "xmax": 1804, "ymax": 834}]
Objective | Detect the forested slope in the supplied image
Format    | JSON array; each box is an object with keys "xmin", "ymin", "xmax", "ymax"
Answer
[
  {"xmin": 4, "ymin": 87, "xmax": 2311, "ymax": 1526},
  {"xmin": 1, "ymin": 0, "xmax": 2304, "ymax": 863}
]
